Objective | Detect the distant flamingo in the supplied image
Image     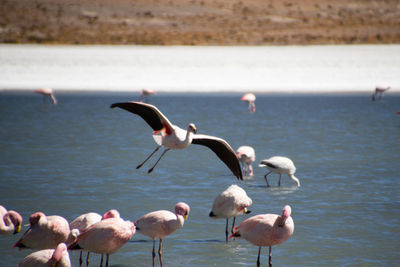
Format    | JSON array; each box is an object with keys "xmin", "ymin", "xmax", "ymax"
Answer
[
  {"xmin": 237, "ymin": 146, "xmax": 256, "ymax": 176},
  {"xmin": 396, "ymin": 110, "xmax": 400, "ymax": 114},
  {"xmin": 372, "ymin": 85, "xmax": 390, "ymax": 101},
  {"xmin": 68, "ymin": 212, "xmax": 135, "ymax": 267},
  {"xmin": 230, "ymin": 205, "xmax": 294, "ymax": 267},
  {"xmin": 241, "ymin": 93, "xmax": 256, "ymax": 113},
  {"xmin": 70, "ymin": 212, "xmax": 102, "ymax": 267},
  {"xmin": 17, "ymin": 243, "xmax": 71, "ymax": 267},
  {"xmin": 140, "ymin": 88, "xmax": 157, "ymax": 102},
  {"xmin": 111, "ymin": 101, "xmax": 242, "ymax": 179},
  {"xmin": 34, "ymin": 88, "xmax": 57, "ymax": 104},
  {"xmin": 14, "ymin": 212, "xmax": 71, "ymax": 250},
  {"xmin": 259, "ymin": 156, "xmax": 300, "ymax": 187},
  {"xmin": 135, "ymin": 202, "xmax": 190, "ymax": 267},
  {"xmin": 0, "ymin": 205, "xmax": 23, "ymax": 235},
  {"xmin": 209, "ymin": 185, "xmax": 252, "ymax": 242}
]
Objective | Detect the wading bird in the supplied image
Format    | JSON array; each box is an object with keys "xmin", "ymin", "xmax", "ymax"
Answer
[
  {"xmin": 230, "ymin": 205, "xmax": 294, "ymax": 267},
  {"xmin": 34, "ymin": 88, "xmax": 57, "ymax": 104},
  {"xmin": 241, "ymin": 93, "xmax": 256, "ymax": 113},
  {"xmin": 209, "ymin": 184, "xmax": 252, "ymax": 242},
  {"xmin": 0, "ymin": 205, "xmax": 22, "ymax": 235},
  {"xmin": 110, "ymin": 101, "xmax": 242, "ymax": 180},
  {"xmin": 140, "ymin": 89, "xmax": 157, "ymax": 102},
  {"xmin": 236, "ymin": 146, "xmax": 256, "ymax": 176},
  {"xmin": 372, "ymin": 85, "xmax": 390, "ymax": 101},
  {"xmin": 17, "ymin": 243, "xmax": 71, "ymax": 267},
  {"xmin": 14, "ymin": 212, "xmax": 71, "ymax": 250},
  {"xmin": 259, "ymin": 156, "xmax": 300, "ymax": 187},
  {"xmin": 135, "ymin": 202, "xmax": 190, "ymax": 267}
]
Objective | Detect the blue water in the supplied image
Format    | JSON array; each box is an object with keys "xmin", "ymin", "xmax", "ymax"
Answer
[{"xmin": 1, "ymin": 92, "xmax": 400, "ymax": 266}]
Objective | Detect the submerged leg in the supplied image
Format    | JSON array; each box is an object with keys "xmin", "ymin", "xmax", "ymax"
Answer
[
  {"xmin": 86, "ymin": 252, "xmax": 90, "ymax": 267},
  {"xmin": 257, "ymin": 246, "xmax": 261, "ymax": 267},
  {"xmin": 278, "ymin": 174, "xmax": 282, "ymax": 186},
  {"xmin": 231, "ymin": 217, "xmax": 236, "ymax": 234},
  {"xmin": 152, "ymin": 240, "xmax": 156, "ymax": 267},
  {"xmin": 269, "ymin": 246, "xmax": 272, "ymax": 267},
  {"xmin": 137, "ymin": 146, "xmax": 161, "ymax": 169},
  {"xmin": 264, "ymin": 172, "xmax": 272, "ymax": 187},
  {"xmin": 79, "ymin": 251, "xmax": 83, "ymax": 267},
  {"xmin": 148, "ymin": 148, "xmax": 170, "ymax": 173},
  {"xmin": 105, "ymin": 254, "xmax": 109, "ymax": 267},
  {"xmin": 158, "ymin": 239, "xmax": 163, "ymax": 267},
  {"xmin": 100, "ymin": 254, "xmax": 103, "ymax": 267}
]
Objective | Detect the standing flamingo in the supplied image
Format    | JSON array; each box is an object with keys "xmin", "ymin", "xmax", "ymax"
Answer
[
  {"xmin": 14, "ymin": 212, "xmax": 71, "ymax": 250},
  {"xmin": 372, "ymin": 85, "xmax": 390, "ymax": 101},
  {"xmin": 68, "ymin": 213, "xmax": 135, "ymax": 267},
  {"xmin": 237, "ymin": 146, "xmax": 256, "ymax": 176},
  {"xmin": 0, "ymin": 205, "xmax": 23, "ymax": 235},
  {"xmin": 110, "ymin": 101, "xmax": 242, "ymax": 180},
  {"xmin": 140, "ymin": 88, "xmax": 157, "ymax": 102},
  {"xmin": 230, "ymin": 205, "xmax": 294, "ymax": 267},
  {"xmin": 34, "ymin": 88, "xmax": 57, "ymax": 104},
  {"xmin": 241, "ymin": 93, "xmax": 256, "ymax": 113},
  {"xmin": 209, "ymin": 185, "xmax": 252, "ymax": 242},
  {"xmin": 17, "ymin": 243, "xmax": 71, "ymax": 267},
  {"xmin": 259, "ymin": 156, "xmax": 300, "ymax": 187},
  {"xmin": 135, "ymin": 202, "xmax": 190, "ymax": 267}
]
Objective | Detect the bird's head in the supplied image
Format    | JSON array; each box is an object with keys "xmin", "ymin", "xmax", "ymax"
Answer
[
  {"xmin": 175, "ymin": 202, "xmax": 190, "ymax": 221},
  {"xmin": 5, "ymin": 211, "xmax": 22, "ymax": 234},
  {"xmin": 278, "ymin": 205, "xmax": 292, "ymax": 227},
  {"xmin": 188, "ymin": 123, "xmax": 197, "ymax": 134}
]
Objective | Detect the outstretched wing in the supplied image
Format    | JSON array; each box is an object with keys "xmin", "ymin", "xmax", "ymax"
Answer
[
  {"xmin": 110, "ymin": 101, "xmax": 174, "ymax": 132},
  {"xmin": 192, "ymin": 134, "xmax": 243, "ymax": 180}
]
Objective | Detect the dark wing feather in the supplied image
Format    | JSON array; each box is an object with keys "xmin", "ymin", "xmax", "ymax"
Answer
[
  {"xmin": 192, "ymin": 134, "xmax": 243, "ymax": 180},
  {"xmin": 260, "ymin": 161, "xmax": 277, "ymax": 169},
  {"xmin": 110, "ymin": 101, "xmax": 165, "ymax": 131}
]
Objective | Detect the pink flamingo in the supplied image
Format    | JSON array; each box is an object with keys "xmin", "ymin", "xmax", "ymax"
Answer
[
  {"xmin": 241, "ymin": 93, "xmax": 256, "ymax": 113},
  {"xmin": 135, "ymin": 202, "xmax": 190, "ymax": 267},
  {"xmin": 14, "ymin": 212, "xmax": 71, "ymax": 250},
  {"xmin": 68, "ymin": 213, "xmax": 135, "ymax": 267},
  {"xmin": 0, "ymin": 205, "xmax": 23, "ymax": 235},
  {"xmin": 372, "ymin": 85, "xmax": 390, "ymax": 101},
  {"xmin": 34, "ymin": 88, "xmax": 57, "ymax": 104},
  {"xmin": 209, "ymin": 185, "xmax": 252, "ymax": 242},
  {"xmin": 259, "ymin": 156, "xmax": 300, "ymax": 187},
  {"xmin": 140, "ymin": 88, "xmax": 157, "ymax": 102},
  {"xmin": 17, "ymin": 243, "xmax": 71, "ymax": 267},
  {"xmin": 237, "ymin": 146, "xmax": 256, "ymax": 176},
  {"xmin": 230, "ymin": 205, "xmax": 294, "ymax": 267},
  {"xmin": 111, "ymin": 101, "xmax": 242, "ymax": 180}
]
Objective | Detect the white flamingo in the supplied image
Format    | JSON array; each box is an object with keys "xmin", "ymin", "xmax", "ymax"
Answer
[
  {"xmin": 259, "ymin": 156, "xmax": 300, "ymax": 187},
  {"xmin": 140, "ymin": 89, "xmax": 157, "ymax": 102},
  {"xmin": 241, "ymin": 93, "xmax": 256, "ymax": 113},
  {"xmin": 236, "ymin": 146, "xmax": 256, "ymax": 176},
  {"xmin": 0, "ymin": 205, "xmax": 23, "ymax": 235},
  {"xmin": 209, "ymin": 184, "xmax": 252, "ymax": 242},
  {"xmin": 110, "ymin": 101, "xmax": 242, "ymax": 180},
  {"xmin": 34, "ymin": 88, "xmax": 57, "ymax": 104}
]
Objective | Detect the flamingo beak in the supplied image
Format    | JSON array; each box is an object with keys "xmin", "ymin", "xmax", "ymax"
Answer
[
  {"xmin": 244, "ymin": 208, "xmax": 251, "ymax": 214},
  {"xmin": 184, "ymin": 214, "xmax": 189, "ymax": 221},
  {"xmin": 14, "ymin": 224, "xmax": 21, "ymax": 234}
]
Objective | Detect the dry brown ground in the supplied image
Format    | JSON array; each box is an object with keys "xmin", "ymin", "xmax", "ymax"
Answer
[{"xmin": 1, "ymin": 0, "xmax": 399, "ymax": 45}]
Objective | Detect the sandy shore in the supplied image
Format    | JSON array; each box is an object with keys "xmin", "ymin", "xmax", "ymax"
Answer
[{"xmin": 1, "ymin": 0, "xmax": 399, "ymax": 45}]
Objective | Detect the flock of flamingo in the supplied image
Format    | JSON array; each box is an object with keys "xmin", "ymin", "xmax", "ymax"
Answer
[{"xmin": 8, "ymin": 84, "xmax": 393, "ymax": 267}]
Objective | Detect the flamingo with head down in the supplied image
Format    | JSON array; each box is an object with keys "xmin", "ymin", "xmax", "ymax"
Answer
[
  {"xmin": 230, "ymin": 205, "xmax": 294, "ymax": 267},
  {"xmin": 110, "ymin": 101, "xmax": 242, "ymax": 180},
  {"xmin": 259, "ymin": 156, "xmax": 300, "ymax": 187},
  {"xmin": 0, "ymin": 205, "xmax": 23, "ymax": 235},
  {"xmin": 241, "ymin": 93, "xmax": 256, "ymax": 113},
  {"xmin": 372, "ymin": 85, "xmax": 390, "ymax": 101},
  {"xmin": 140, "ymin": 89, "xmax": 157, "ymax": 102},
  {"xmin": 17, "ymin": 243, "xmax": 71, "ymax": 267},
  {"xmin": 34, "ymin": 88, "xmax": 57, "ymax": 104},
  {"xmin": 236, "ymin": 146, "xmax": 256, "ymax": 176}
]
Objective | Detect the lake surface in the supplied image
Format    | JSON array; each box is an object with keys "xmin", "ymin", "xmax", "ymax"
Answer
[{"xmin": 1, "ymin": 91, "xmax": 399, "ymax": 266}]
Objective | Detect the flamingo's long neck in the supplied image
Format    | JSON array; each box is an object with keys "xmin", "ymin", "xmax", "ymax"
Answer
[
  {"xmin": 289, "ymin": 174, "xmax": 301, "ymax": 187},
  {"xmin": 184, "ymin": 129, "xmax": 194, "ymax": 146}
]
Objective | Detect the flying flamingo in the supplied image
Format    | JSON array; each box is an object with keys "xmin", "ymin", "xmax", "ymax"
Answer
[
  {"xmin": 68, "ymin": 212, "xmax": 135, "ymax": 267},
  {"xmin": 0, "ymin": 205, "xmax": 23, "ymax": 235},
  {"xmin": 209, "ymin": 184, "xmax": 252, "ymax": 242},
  {"xmin": 34, "ymin": 88, "xmax": 57, "ymax": 104},
  {"xmin": 110, "ymin": 101, "xmax": 243, "ymax": 180},
  {"xmin": 140, "ymin": 88, "xmax": 157, "ymax": 102},
  {"xmin": 14, "ymin": 212, "xmax": 71, "ymax": 250},
  {"xmin": 230, "ymin": 205, "xmax": 294, "ymax": 267},
  {"xmin": 372, "ymin": 85, "xmax": 390, "ymax": 101},
  {"xmin": 241, "ymin": 93, "xmax": 256, "ymax": 113},
  {"xmin": 17, "ymin": 243, "xmax": 71, "ymax": 267},
  {"xmin": 236, "ymin": 146, "xmax": 256, "ymax": 176},
  {"xmin": 259, "ymin": 156, "xmax": 300, "ymax": 187},
  {"xmin": 135, "ymin": 202, "xmax": 190, "ymax": 267}
]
